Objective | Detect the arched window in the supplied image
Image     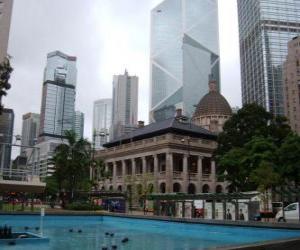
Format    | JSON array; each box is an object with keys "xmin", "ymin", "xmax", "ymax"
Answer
[
  {"xmin": 202, "ymin": 184, "xmax": 210, "ymax": 193},
  {"xmin": 188, "ymin": 183, "xmax": 196, "ymax": 194},
  {"xmin": 160, "ymin": 183, "xmax": 166, "ymax": 193},
  {"xmin": 173, "ymin": 183, "xmax": 181, "ymax": 193}
]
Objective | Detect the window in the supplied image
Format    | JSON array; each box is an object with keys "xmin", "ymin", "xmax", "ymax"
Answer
[{"xmin": 285, "ymin": 204, "xmax": 297, "ymax": 211}]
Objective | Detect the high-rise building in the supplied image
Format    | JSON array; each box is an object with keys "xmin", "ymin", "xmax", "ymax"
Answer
[
  {"xmin": 237, "ymin": 0, "xmax": 300, "ymax": 116},
  {"xmin": 74, "ymin": 110, "xmax": 84, "ymax": 139},
  {"xmin": 38, "ymin": 51, "xmax": 77, "ymax": 142},
  {"xmin": 111, "ymin": 70, "xmax": 138, "ymax": 140},
  {"xmin": 283, "ymin": 36, "xmax": 300, "ymax": 134},
  {"xmin": 0, "ymin": 0, "xmax": 14, "ymax": 61},
  {"xmin": 0, "ymin": 108, "xmax": 14, "ymax": 170},
  {"xmin": 149, "ymin": 0, "xmax": 220, "ymax": 122},
  {"xmin": 93, "ymin": 98, "xmax": 112, "ymax": 149},
  {"xmin": 21, "ymin": 112, "xmax": 40, "ymax": 156}
]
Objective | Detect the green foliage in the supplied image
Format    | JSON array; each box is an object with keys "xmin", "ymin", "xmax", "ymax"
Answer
[
  {"xmin": 49, "ymin": 130, "xmax": 92, "ymax": 201},
  {"xmin": 0, "ymin": 58, "xmax": 13, "ymax": 113},
  {"xmin": 215, "ymin": 103, "xmax": 294, "ymax": 192},
  {"xmin": 65, "ymin": 201, "xmax": 103, "ymax": 211}
]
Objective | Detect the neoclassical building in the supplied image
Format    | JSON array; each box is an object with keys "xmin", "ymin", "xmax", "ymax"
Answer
[
  {"xmin": 192, "ymin": 79, "xmax": 232, "ymax": 133},
  {"xmin": 95, "ymin": 114, "xmax": 226, "ymax": 194}
]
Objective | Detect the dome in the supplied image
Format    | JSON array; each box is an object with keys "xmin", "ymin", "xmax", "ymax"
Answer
[{"xmin": 193, "ymin": 80, "xmax": 232, "ymax": 117}]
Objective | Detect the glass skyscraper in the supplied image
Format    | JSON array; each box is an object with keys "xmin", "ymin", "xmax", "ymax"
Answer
[
  {"xmin": 39, "ymin": 51, "xmax": 77, "ymax": 141},
  {"xmin": 237, "ymin": 0, "xmax": 300, "ymax": 116},
  {"xmin": 74, "ymin": 111, "xmax": 84, "ymax": 139},
  {"xmin": 149, "ymin": 0, "xmax": 220, "ymax": 122},
  {"xmin": 93, "ymin": 99, "xmax": 112, "ymax": 149}
]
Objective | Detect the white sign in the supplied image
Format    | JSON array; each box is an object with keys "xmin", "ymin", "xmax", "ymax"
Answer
[
  {"xmin": 194, "ymin": 200, "xmax": 203, "ymax": 209},
  {"xmin": 204, "ymin": 202, "xmax": 213, "ymax": 219},
  {"xmin": 226, "ymin": 202, "xmax": 236, "ymax": 221},
  {"xmin": 215, "ymin": 203, "xmax": 224, "ymax": 220},
  {"xmin": 238, "ymin": 203, "xmax": 248, "ymax": 221}
]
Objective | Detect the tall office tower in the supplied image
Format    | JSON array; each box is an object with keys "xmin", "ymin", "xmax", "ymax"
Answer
[
  {"xmin": 237, "ymin": 0, "xmax": 300, "ymax": 116},
  {"xmin": 283, "ymin": 36, "xmax": 300, "ymax": 134},
  {"xmin": 74, "ymin": 110, "xmax": 84, "ymax": 139},
  {"xmin": 0, "ymin": 0, "xmax": 14, "ymax": 61},
  {"xmin": 93, "ymin": 98, "xmax": 112, "ymax": 149},
  {"xmin": 111, "ymin": 70, "xmax": 138, "ymax": 140},
  {"xmin": 0, "ymin": 108, "xmax": 14, "ymax": 170},
  {"xmin": 149, "ymin": 0, "xmax": 220, "ymax": 122},
  {"xmin": 38, "ymin": 51, "xmax": 77, "ymax": 142},
  {"xmin": 20, "ymin": 113, "xmax": 40, "ymax": 156}
]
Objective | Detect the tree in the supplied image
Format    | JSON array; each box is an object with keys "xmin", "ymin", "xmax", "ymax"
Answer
[
  {"xmin": 49, "ymin": 130, "xmax": 92, "ymax": 201},
  {"xmin": 0, "ymin": 58, "xmax": 13, "ymax": 114},
  {"xmin": 278, "ymin": 133, "xmax": 300, "ymax": 187},
  {"xmin": 215, "ymin": 103, "xmax": 292, "ymax": 192}
]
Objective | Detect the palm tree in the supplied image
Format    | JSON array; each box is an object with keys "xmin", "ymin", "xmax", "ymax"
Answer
[{"xmin": 50, "ymin": 130, "xmax": 91, "ymax": 201}]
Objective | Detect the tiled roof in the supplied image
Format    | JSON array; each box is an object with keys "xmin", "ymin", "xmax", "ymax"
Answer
[{"xmin": 104, "ymin": 117, "xmax": 217, "ymax": 148}]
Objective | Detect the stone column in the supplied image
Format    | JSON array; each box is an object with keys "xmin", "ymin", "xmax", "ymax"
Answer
[
  {"xmin": 113, "ymin": 162, "xmax": 117, "ymax": 188},
  {"xmin": 211, "ymin": 160, "xmax": 216, "ymax": 192},
  {"xmin": 166, "ymin": 152, "xmax": 173, "ymax": 193},
  {"xmin": 197, "ymin": 156, "xmax": 203, "ymax": 193},
  {"xmin": 131, "ymin": 158, "xmax": 136, "ymax": 176},
  {"xmin": 121, "ymin": 160, "xmax": 126, "ymax": 184},
  {"xmin": 183, "ymin": 154, "xmax": 188, "ymax": 193},
  {"xmin": 142, "ymin": 156, "xmax": 147, "ymax": 174},
  {"xmin": 153, "ymin": 155, "xmax": 159, "ymax": 192}
]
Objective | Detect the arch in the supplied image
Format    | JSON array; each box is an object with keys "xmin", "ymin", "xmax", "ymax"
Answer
[
  {"xmin": 109, "ymin": 185, "xmax": 113, "ymax": 191},
  {"xmin": 148, "ymin": 183, "xmax": 154, "ymax": 194},
  {"xmin": 216, "ymin": 185, "xmax": 223, "ymax": 193},
  {"xmin": 160, "ymin": 183, "xmax": 166, "ymax": 193},
  {"xmin": 117, "ymin": 185, "xmax": 122, "ymax": 192},
  {"xmin": 101, "ymin": 186, "xmax": 105, "ymax": 191},
  {"xmin": 188, "ymin": 183, "xmax": 196, "ymax": 194},
  {"xmin": 127, "ymin": 185, "xmax": 132, "ymax": 193},
  {"xmin": 173, "ymin": 182, "xmax": 181, "ymax": 193},
  {"xmin": 202, "ymin": 184, "xmax": 210, "ymax": 193}
]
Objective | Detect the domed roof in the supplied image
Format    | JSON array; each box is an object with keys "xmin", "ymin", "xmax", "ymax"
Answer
[{"xmin": 193, "ymin": 80, "xmax": 232, "ymax": 117}]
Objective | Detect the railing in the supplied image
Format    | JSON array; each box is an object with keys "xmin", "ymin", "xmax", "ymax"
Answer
[
  {"xmin": 189, "ymin": 172, "xmax": 198, "ymax": 180},
  {"xmin": 202, "ymin": 173, "xmax": 211, "ymax": 179},
  {"xmin": 159, "ymin": 171, "xmax": 166, "ymax": 178},
  {"xmin": 173, "ymin": 171, "xmax": 183, "ymax": 179}
]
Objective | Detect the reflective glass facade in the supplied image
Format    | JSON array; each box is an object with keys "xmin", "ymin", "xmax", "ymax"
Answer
[
  {"xmin": 93, "ymin": 99, "xmax": 112, "ymax": 149},
  {"xmin": 150, "ymin": 0, "xmax": 220, "ymax": 121},
  {"xmin": 74, "ymin": 111, "xmax": 84, "ymax": 139},
  {"xmin": 39, "ymin": 51, "xmax": 77, "ymax": 141},
  {"xmin": 237, "ymin": 0, "xmax": 300, "ymax": 116}
]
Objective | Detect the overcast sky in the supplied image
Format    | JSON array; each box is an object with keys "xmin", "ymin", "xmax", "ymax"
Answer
[{"xmin": 6, "ymin": 0, "xmax": 241, "ymax": 142}]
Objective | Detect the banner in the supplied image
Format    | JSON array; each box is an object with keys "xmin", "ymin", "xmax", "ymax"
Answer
[
  {"xmin": 204, "ymin": 202, "xmax": 213, "ymax": 219},
  {"xmin": 226, "ymin": 202, "xmax": 236, "ymax": 221},
  {"xmin": 215, "ymin": 203, "xmax": 224, "ymax": 220}
]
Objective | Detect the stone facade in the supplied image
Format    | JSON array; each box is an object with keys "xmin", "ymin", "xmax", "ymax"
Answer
[{"xmin": 95, "ymin": 132, "xmax": 226, "ymax": 194}]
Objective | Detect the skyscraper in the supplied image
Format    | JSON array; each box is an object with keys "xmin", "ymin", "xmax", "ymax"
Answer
[
  {"xmin": 74, "ymin": 110, "xmax": 84, "ymax": 139},
  {"xmin": 38, "ymin": 51, "xmax": 77, "ymax": 142},
  {"xmin": 237, "ymin": 0, "xmax": 300, "ymax": 116},
  {"xmin": 0, "ymin": 0, "xmax": 14, "ymax": 61},
  {"xmin": 149, "ymin": 0, "xmax": 220, "ymax": 122},
  {"xmin": 111, "ymin": 70, "xmax": 138, "ymax": 140},
  {"xmin": 21, "ymin": 112, "xmax": 40, "ymax": 156},
  {"xmin": 0, "ymin": 108, "xmax": 14, "ymax": 170},
  {"xmin": 93, "ymin": 98, "xmax": 112, "ymax": 149},
  {"xmin": 283, "ymin": 36, "xmax": 300, "ymax": 134}
]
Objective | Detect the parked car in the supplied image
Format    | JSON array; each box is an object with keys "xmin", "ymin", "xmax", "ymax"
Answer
[{"xmin": 275, "ymin": 202, "xmax": 299, "ymax": 222}]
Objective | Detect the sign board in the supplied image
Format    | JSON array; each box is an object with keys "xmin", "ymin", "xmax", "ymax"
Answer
[
  {"xmin": 226, "ymin": 202, "xmax": 235, "ymax": 221},
  {"xmin": 238, "ymin": 203, "xmax": 248, "ymax": 221},
  {"xmin": 215, "ymin": 203, "xmax": 224, "ymax": 220},
  {"xmin": 204, "ymin": 202, "xmax": 213, "ymax": 219}
]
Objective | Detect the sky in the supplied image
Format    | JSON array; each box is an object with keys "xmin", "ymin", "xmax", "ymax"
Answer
[{"xmin": 5, "ymin": 0, "xmax": 241, "ymax": 142}]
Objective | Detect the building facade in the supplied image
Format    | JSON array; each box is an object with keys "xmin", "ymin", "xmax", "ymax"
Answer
[
  {"xmin": 111, "ymin": 70, "xmax": 138, "ymax": 140},
  {"xmin": 0, "ymin": 0, "xmax": 13, "ymax": 61},
  {"xmin": 149, "ymin": 0, "xmax": 220, "ymax": 121},
  {"xmin": 283, "ymin": 36, "xmax": 300, "ymax": 134},
  {"xmin": 237, "ymin": 0, "xmax": 300, "ymax": 116},
  {"xmin": 93, "ymin": 99, "xmax": 112, "ymax": 149},
  {"xmin": 38, "ymin": 51, "xmax": 77, "ymax": 142},
  {"xmin": 0, "ymin": 108, "xmax": 14, "ymax": 170},
  {"xmin": 21, "ymin": 113, "xmax": 40, "ymax": 156},
  {"xmin": 192, "ymin": 79, "xmax": 232, "ymax": 133},
  {"xmin": 74, "ymin": 111, "xmax": 84, "ymax": 139},
  {"xmin": 95, "ymin": 117, "xmax": 226, "ymax": 194}
]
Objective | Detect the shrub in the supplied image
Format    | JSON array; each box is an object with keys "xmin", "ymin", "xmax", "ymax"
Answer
[{"xmin": 65, "ymin": 202, "xmax": 103, "ymax": 211}]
